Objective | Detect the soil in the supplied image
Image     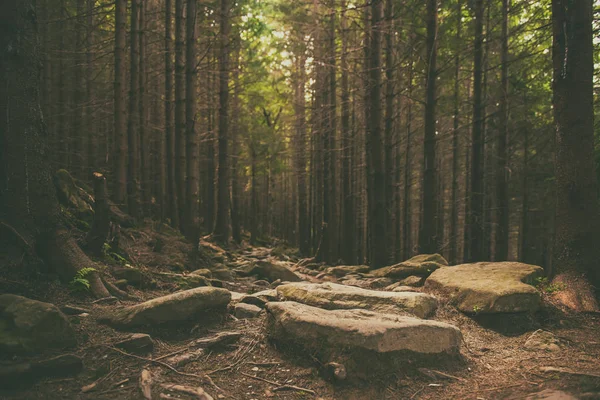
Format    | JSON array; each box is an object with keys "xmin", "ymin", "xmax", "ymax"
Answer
[{"xmin": 1, "ymin": 225, "xmax": 599, "ymax": 400}]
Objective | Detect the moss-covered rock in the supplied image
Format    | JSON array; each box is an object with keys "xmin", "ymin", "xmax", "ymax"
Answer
[
  {"xmin": 424, "ymin": 262, "xmax": 544, "ymax": 314},
  {"xmin": 371, "ymin": 254, "xmax": 448, "ymax": 280},
  {"xmin": 0, "ymin": 295, "xmax": 76, "ymax": 354}
]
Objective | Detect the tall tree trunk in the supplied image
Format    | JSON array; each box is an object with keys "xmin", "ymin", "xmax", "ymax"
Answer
[
  {"xmin": 85, "ymin": 0, "xmax": 95, "ymax": 176},
  {"xmin": 468, "ymin": 0, "xmax": 485, "ymax": 262},
  {"xmin": 113, "ymin": 0, "xmax": 127, "ymax": 205},
  {"xmin": 419, "ymin": 0, "xmax": 438, "ymax": 254},
  {"xmin": 341, "ymin": 0, "xmax": 356, "ymax": 264},
  {"xmin": 74, "ymin": 0, "xmax": 86, "ymax": 179},
  {"xmin": 403, "ymin": 47, "xmax": 414, "ymax": 260},
  {"xmin": 127, "ymin": 0, "xmax": 141, "ymax": 220},
  {"xmin": 165, "ymin": 0, "xmax": 179, "ymax": 228},
  {"xmin": 384, "ymin": 0, "xmax": 395, "ymax": 262},
  {"xmin": 450, "ymin": 0, "xmax": 462, "ymax": 264},
  {"xmin": 495, "ymin": 0, "xmax": 510, "ymax": 261},
  {"xmin": 185, "ymin": 0, "xmax": 200, "ymax": 240},
  {"xmin": 365, "ymin": 0, "xmax": 387, "ymax": 268},
  {"xmin": 551, "ymin": 0, "xmax": 599, "ymax": 311},
  {"xmin": 231, "ymin": 38, "xmax": 242, "ymax": 244},
  {"xmin": 295, "ymin": 51, "xmax": 310, "ymax": 255},
  {"xmin": 139, "ymin": 0, "xmax": 150, "ymax": 215},
  {"xmin": 175, "ymin": 0, "xmax": 186, "ymax": 232},
  {"xmin": 214, "ymin": 0, "xmax": 231, "ymax": 243}
]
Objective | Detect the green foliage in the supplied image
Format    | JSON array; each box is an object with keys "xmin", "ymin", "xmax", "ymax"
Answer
[
  {"xmin": 535, "ymin": 277, "xmax": 566, "ymax": 294},
  {"xmin": 69, "ymin": 267, "xmax": 97, "ymax": 293},
  {"xmin": 472, "ymin": 305, "xmax": 482, "ymax": 314}
]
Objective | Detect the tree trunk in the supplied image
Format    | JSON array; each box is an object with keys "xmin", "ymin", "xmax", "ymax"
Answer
[
  {"xmin": 113, "ymin": 0, "xmax": 127, "ymax": 205},
  {"xmin": 384, "ymin": 0, "xmax": 395, "ymax": 262},
  {"xmin": 86, "ymin": 173, "xmax": 110, "ymax": 255},
  {"xmin": 468, "ymin": 0, "xmax": 485, "ymax": 262},
  {"xmin": 450, "ymin": 0, "xmax": 462, "ymax": 264},
  {"xmin": 0, "ymin": 0, "xmax": 110, "ymax": 299},
  {"xmin": 127, "ymin": 0, "xmax": 142, "ymax": 220},
  {"xmin": 139, "ymin": 0, "xmax": 150, "ymax": 215},
  {"xmin": 185, "ymin": 0, "xmax": 200, "ymax": 240},
  {"xmin": 551, "ymin": 0, "xmax": 599, "ymax": 311},
  {"xmin": 214, "ymin": 0, "xmax": 231, "ymax": 243},
  {"xmin": 165, "ymin": 0, "xmax": 179, "ymax": 228},
  {"xmin": 175, "ymin": 0, "xmax": 187, "ymax": 232},
  {"xmin": 419, "ymin": 0, "xmax": 438, "ymax": 254}
]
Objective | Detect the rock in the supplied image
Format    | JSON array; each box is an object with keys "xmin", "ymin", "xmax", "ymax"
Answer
[
  {"xmin": 208, "ymin": 264, "xmax": 235, "ymax": 282},
  {"xmin": 343, "ymin": 277, "xmax": 394, "ymax": 289},
  {"xmin": 229, "ymin": 292, "xmax": 246, "ymax": 303},
  {"xmin": 524, "ymin": 390, "xmax": 578, "ymax": 400},
  {"xmin": 115, "ymin": 333, "xmax": 154, "ymax": 354},
  {"xmin": 266, "ymin": 301, "xmax": 461, "ymax": 354},
  {"xmin": 234, "ymin": 303, "xmax": 262, "ymax": 319},
  {"xmin": 392, "ymin": 286, "xmax": 421, "ymax": 293},
  {"xmin": 115, "ymin": 279, "xmax": 128, "ymax": 289},
  {"xmin": 326, "ymin": 265, "xmax": 370, "ymax": 277},
  {"xmin": 60, "ymin": 305, "xmax": 90, "ymax": 315},
  {"xmin": 190, "ymin": 269, "xmax": 213, "ymax": 278},
  {"xmin": 399, "ymin": 276, "xmax": 424, "ymax": 287},
  {"xmin": 424, "ymin": 262, "xmax": 544, "ymax": 314},
  {"xmin": 276, "ymin": 282, "xmax": 438, "ymax": 319},
  {"xmin": 113, "ymin": 266, "xmax": 147, "ymax": 286},
  {"xmin": 524, "ymin": 330, "xmax": 560, "ymax": 352},
  {"xmin": 209, "ymin": 279, "xmax": 224, "ymax": 288},
  {"xmin": 154, "ymin": 272, "xmax": 211, "ymax": 289},
  {"xmin": 0, "ymin": 354, "xmax": 83, "ymax": 388},
  {"xmin": 98, "ymin": 287, "xmax": 231, "ymax": 329},
  {"xmin": 371, "ymin": 254, "xmax": 448, "ymax": 280},
  {"xmin": 253, "ymin": 280, "xmax": 271, "ymax": 287},
  {"xmin": 0, "ymin": 294, "xmax": 76, "ymax": 354},
  {"xmin": 240, "ymin": 289, "xmax": 279, "ymax": 308},
  {"xmin": 324, "ymin": 362, "xmax": 347, "ymax": 382},
  {"xmin": 238, "ymin": 260, "xmax": 302, "ymax": 283},
  {"xmin": 270, "ymin": 279, "xmax": 282, "ymax": 288}
]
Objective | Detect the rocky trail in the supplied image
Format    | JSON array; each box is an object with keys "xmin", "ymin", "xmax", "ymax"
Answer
[{"xmin": 1, "ymin": 226, "xmax": 600, "ymax": 400}]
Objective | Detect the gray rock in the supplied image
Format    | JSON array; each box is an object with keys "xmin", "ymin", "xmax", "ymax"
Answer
[
  {"xmin": 238, "ymin": 260, "xmax": 301, "ymax": 283},
  {"xmin": 425, "ymin": 262, "xmax": 544, "ymax": 314},
  {"xmin": 115, "ymin": 333, "xmax": 154, "ymax": 354},
  {"xmin": 326, "ymin": 265, "xmax": 370, "ymax": 277},
  {"xmin": 266, "ymin": 302, "xmax": 461, "ymax": 354},
  {"xmin": 0, "ymin": 294, "xmax": 76, "ymax": 354},
  {"xmin": 276, "ymin": 282, "xmax": 438, "ymax": 319},
  {"xmin": 234, "ymin": 303, "xmax": 262, "ymax": 319},
  {"xmin": 392, "ymin": 286, "xmax": 421, "ymax": 293},
  {"xmin": 524, "ymin": 330, "xmax": 561, "ymax": 352},
  {"xmin": 98, "ymin": 287, "xmax": 231, "ymax": 329},
  {"xmin": 371, "ymin": 254, "xmax": 448, "ymax": 280}
]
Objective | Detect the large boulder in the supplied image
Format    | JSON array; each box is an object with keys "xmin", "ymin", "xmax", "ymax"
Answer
[
  {"xmin": 266, "ymin": 301, "xmax": 461, "ymax": 355},
  {"xmin": 424, "ymin": 262, "xmax": 544, "ymax": 314},
  {"xmin": 370, "ymin": 254, "xmax": 448, "ymax": 280},
  {"xmin": 276, "ymin": 282, "xmax": 438, "ymax": 319},
  {"xmin": 237, "ymin": 260, "xmax": 301, "ymax": 283},
  {"xmin": 98, "ymin": 287, "xmax": 231, "ymax": 329},
  {"xmin": 0, "ymin": 295, "xmax": 76, "ymax": 354},
  {"xmin": 326, "ymin": 265, "xmax": 370, "ymax": 277}
]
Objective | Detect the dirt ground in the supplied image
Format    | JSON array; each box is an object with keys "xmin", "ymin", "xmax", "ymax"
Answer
[{"xmin": 1, "ymin": 230, "xmax": 599, "ymax": 400}]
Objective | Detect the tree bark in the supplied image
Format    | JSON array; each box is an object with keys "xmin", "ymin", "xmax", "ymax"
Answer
[
  {"xmin": 551, "ymin": 0, "xmax": 599, "ymax": 311},
  {"xmin": 127, "ymin": 0, "xmax": 142, "ymax": 220},
  {"xmin": 450, "ymin": 0, "xmax": 462, "ymax": 264},
  {"xmin": 165, "ymin": 0, "xmax": 179, "ymax": 228},
  {"xmin": 175, "ymin": 0, "xmax": 187, "ymax": 232},
  {"xmin": 113, "ymin": 0, "xmax": 127, "ymax": 206}
]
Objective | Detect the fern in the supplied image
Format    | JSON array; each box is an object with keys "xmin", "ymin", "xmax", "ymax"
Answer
[{"xmin": 69, "ymin": 267, "xmax": 97, "ymax": 293}]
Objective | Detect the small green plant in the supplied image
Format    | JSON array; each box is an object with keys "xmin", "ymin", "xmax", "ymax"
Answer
[
  {"xmin": 535, "ymin": 276, "xmax": 566, "ymax": 293},
  {"xmin": 69, "ymin": 267, "xmax": 97, "ymax": 293},
  {"xmin": 472, "ymin": 305, "xmax": 482, "ymax": 314}
]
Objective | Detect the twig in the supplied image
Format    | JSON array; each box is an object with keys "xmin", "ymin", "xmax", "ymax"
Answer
[
  {"xmin": 410, "ymin": 386, "xmax": 425, "ymax": 399},
  {"xmin": 240, "ymin": 372, "xmax": 316, "ymax": 396},
  {"xmin": 106, "ymin": 346, "xmax": 222, "ymax": 393},
  {"xmin": 154, "ymin": 347, "xmax": 188, "ymax": 361}
]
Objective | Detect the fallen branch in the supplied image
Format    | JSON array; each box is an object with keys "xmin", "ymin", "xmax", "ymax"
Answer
[
  {"xmin": 161, "ymin": 384, "xmax": 213, "ymax": 400},
  {"xmin": 540, "ymin": 366, "xmax": 600, "ymax": 379},
  {"xmin": 240, "ymin": 372, "xmax": 316, "ymax": 396},
  {"xmin": 139, "ymin": 369, "xmax": 152, "ymax": 400}
]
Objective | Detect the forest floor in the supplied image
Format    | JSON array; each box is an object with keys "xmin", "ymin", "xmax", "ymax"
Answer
[{"xmin": 1, "ymin": 221, "xmax": 600, "ymax": 400}]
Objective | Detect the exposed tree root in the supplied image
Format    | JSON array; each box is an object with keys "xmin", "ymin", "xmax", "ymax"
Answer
[
  {"xmin": 38, "ymin": 229, "xmax": 110, "ymax": 298},
  {"xmin": 551, "ymin": 271, "xmax": 599, "ymax": 312}
]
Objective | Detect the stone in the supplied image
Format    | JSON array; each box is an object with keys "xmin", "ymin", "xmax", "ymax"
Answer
[
  {"xmin": 60, "ymin": 305, "xmax": 90, "ymax": 315},
  {"xmin": 113, "ymin": 266, "xmax": 147, "ymax": 286},
  {"xmin": 154, "ymin": 272, "xmax": 211, "ymax": 289},
  {"xmin": 234, "ymin": 303, "xmax": 262, "ymax": 319},
  {"xmin": 276, "ymin": 282, "xmax": 438, "ymax": 319},
  {"xmin": 190, "ymin": 269, "xmax": 213, "ymax": 278},
  {"xmin": 371, "ymin": 254, "xmax": 448, "ymax": 280},
  {"xmin": 0, "ymin": 354, "xmax": 83, "ymax": 388},
  {"xmin": 326, "ymin": 265, "xmax": 370, "ymax": 277},
  {"xmin": 98, "ymin": 287, "xmax": 231, "ymax": 329},
  {"xmin": 343, "ymin": 277, "xmax": 394, "ymax": 289},
  {"xmin": 115, "ymin": 333, "xmax": 154, "ymax": 354},
  {"xmin": 399, "ymin": 276, "xmax": 424, "ymax": 287},
  {"xmin": 240, "ymin": 289, "xmax": 279, "ymax": 308},
  {"xmin": 392, "ymin": 286, "xmax": 420, "ymax": 293},
  {"xmin": 239, "ymin": 260, "xmax": 302, "ymax": 283},
  {"xmin": 0, "ymin": 294, "xmax": 76, "ymax": 354},
  {"xmin": 209, "ymin": 265, "xmax": 235, "ymax": 282},
  {"xmin": 115, "ymin": 279, "xmax": 128, "ymax": 289},
  {"xmin": 229, "ymin": 292, "xmax": 246, "ymax": 303},
  {"xmin": 524, "ymin": 330, "xmax": 560, "ymax": 352},
  {"xmin": 266, "ymin": 302, "xmax": 461, "ymax": 354},
  {"xmin": 424, "ymin": 262, "xmax": 544, "ymax": 314}
]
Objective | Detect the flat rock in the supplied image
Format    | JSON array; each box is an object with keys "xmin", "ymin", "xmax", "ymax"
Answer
[
  {"xmin": 276, "ymin": 282, "xmax": 438, "ymax": 319},
  {"xmin": 392, "ymin": 286, "xmax": 421, "ymax": 293},
  {"xmin": 240, "ymin": 289, "xmax": 279, "ymax": 308},
  {"xmin": 326, "ymin": 265, "xmax": 370, "ymax": 277},
  {"xmin": 234, "ymin": 303, "xmax": 262, "ymax": 319},
  {"xmin": 424, "ymin": 262, "xmax": 543, "ymax": 314},
  {"xmin": 524, "ymin": 330, "xmax": 561, "ymax": 352},
  {"xmin": 398, "ymin": 276, "xmax": 424, "ymax": 287},
  {"xmin": 0, "ymin": 294, "xmax": 76, "ymax": 354},
  {"xmin": 238, "ymin": 260, "xmax": 301, "ymax": 283},
  {"xmin": 342, "ymin": 277, "xmax": 394, "ymax": 289},
  {"xmin": 115, "ymin": 333, "xmax": 154, "ymax": 354},
  {"xmin": 371, "ymin": 254, "xmax": 448, "ymax": 280},
  {"xmin": 98, "ymin": 287, "xmax": 231, "ymax": 329},
  {"xmin": 266, "ymin": 301, "xmax": 461, "ymax": 354}
]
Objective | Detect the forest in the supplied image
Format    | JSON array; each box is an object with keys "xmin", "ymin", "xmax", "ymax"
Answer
[{"xmin": 1, "ymin": 0, "xmax": 600, "ymax": 398}]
